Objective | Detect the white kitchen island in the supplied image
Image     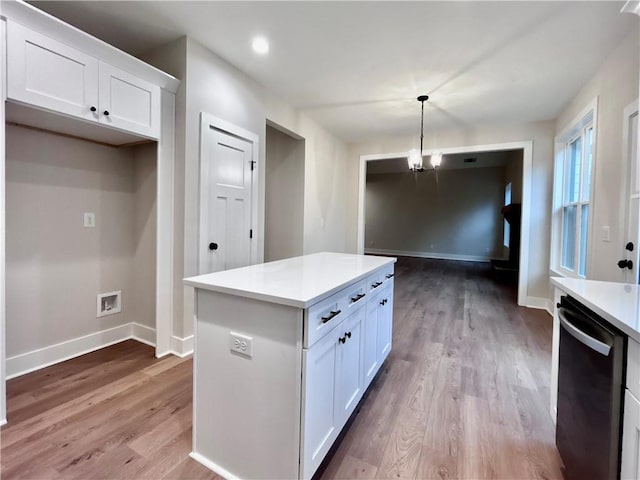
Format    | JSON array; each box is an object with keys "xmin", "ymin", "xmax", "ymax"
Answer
[{"xmin": 184, "ymin": 252, "xmax": 396, "ymax": 480}]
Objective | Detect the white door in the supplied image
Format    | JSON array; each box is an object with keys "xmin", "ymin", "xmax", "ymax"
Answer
[
  {"xmin": 199, "ymin": 116, "xmax": 257, "ymax": 274},
  {"xmin": 363, "ymin": 293, "xmax": 379, "ymax": 386},
  {"xmin": 622, "ymin": 100, "xmax": 639, "ymax": 283}
]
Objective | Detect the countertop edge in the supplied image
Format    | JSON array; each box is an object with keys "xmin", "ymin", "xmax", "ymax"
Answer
[
  {"xmin": 551, "ymin": 277, "xmax": 640, "ymax": 342},
  {"xmin": 184, "ymin": 256, "xmax": 397, "ymax": 309}
]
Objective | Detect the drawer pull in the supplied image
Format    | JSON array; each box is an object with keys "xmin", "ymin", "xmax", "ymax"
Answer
[
  {"xmin": 379, "ymin": 298, "xmax": 388, "ymax": 306},
  {"xmin": 350, "ymin": 293, "xmax": 366, "ymax": 303},
  {"xmin": 385, "ymin": 273, "xmax": 395, "ymax": 279},
  {"xmin": 372, "ymin": 281, "xmax": 383, "ymax": 289},
  {"xmin": 321, "ymin": 310, "xmax": 341, "ymax": 324}
]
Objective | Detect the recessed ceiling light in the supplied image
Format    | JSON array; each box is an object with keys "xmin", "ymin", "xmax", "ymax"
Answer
[{"xmin": 252, "ymin": 37, "xmax": 269, "ymax": 55}]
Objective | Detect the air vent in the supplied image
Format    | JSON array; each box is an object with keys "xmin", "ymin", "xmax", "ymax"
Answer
[{"xmin": 464, "ymin": 158, "xmax": 477, "ymax": 163}]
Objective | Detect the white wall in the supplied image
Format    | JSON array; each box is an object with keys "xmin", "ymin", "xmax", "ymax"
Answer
[
  {"xmin": 349, "ymin": 120, "xmax": 556, "ymax": 301},
  {"xmin": 144, "ymin": 37, "xmax": 353, "ymax": 339},
  {"xmin": 555, "ymin": 26, "xmax": 640, "ymax": 282},
  {"xmin": 5, "ymin": 125, "xmax": 156, "ymax": 358},
  {"xmin": 366, "ymin": 167, "xmax": 505, "ymax": 259},
  {"xmin": 265, "ymin": 125, "xmax": 304, "ymax": 262}
]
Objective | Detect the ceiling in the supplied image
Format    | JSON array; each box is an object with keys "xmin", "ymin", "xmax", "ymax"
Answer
[
  {"xmin": 366, "ymin": 149, "xmax": 520, "ymax": 175},
  {"xmin": 29, "ymin": 1, "xmax": 638, "ymax": 143}
]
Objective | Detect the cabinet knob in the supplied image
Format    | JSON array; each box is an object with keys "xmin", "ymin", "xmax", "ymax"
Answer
[
  {"xmin": 617, "ymin": 259, "xmax": 633, "ymax": 270},
  {"xmin": 90, "ymin": 106, "xmax": 97, "ymax": 112},
  {"xmin": 338, "ymin": 336, "xmax": 346, "ymax": 344},
  {"xmin": 103, "ymin": 110, "xmax": 110, "ymax": 116},
  {"xmin": 209, "ymin": 242, "xmax": 218, "ymax": 251},
  {"xmin": 345, "ymin": 331, "xmax": 351, "ymax": 339}
]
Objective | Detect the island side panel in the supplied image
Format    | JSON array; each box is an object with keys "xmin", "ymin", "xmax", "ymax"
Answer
[{"xmin": 192, "ymin": 289, "xmax": 304, "ymax": 479}]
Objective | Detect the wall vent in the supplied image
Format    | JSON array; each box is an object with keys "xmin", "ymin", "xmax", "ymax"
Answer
[{"xmin": 97, "ymin": 291, "xmax": 122, "ymax": 317}]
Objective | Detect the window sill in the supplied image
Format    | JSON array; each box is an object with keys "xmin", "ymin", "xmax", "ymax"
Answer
[{"xmin": 549, "ymin": 267, "xmax": 584, "ymax": 280}]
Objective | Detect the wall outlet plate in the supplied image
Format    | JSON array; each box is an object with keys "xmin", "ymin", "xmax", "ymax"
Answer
[
  {"xmin": 229, "ymin": 331, "xmax": 253, "ymax": 358},
  {"xmin": 84, "ymin": 212, "xmax": 96, "ymax": 228}
]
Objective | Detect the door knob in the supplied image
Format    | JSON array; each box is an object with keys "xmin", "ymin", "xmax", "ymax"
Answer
[
  {"xmin": 209, "ymin": 242, "xmax": 218, "ymax": 251},
  {"xmin": 627, "ymin": 242, "xmax": 635, "ymax": 252},
  {"xmin": 617, "ymin": 259, "xmax": 633, "ymax": 270}
]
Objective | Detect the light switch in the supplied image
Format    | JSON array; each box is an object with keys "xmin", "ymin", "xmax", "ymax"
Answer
[
  {"xmin": 601, "ymin": 226, "xmax": 610, "ymax": 242},
  {"xmin": 84, "ymin": 212, "xmax": 96, "ymax": 228}
]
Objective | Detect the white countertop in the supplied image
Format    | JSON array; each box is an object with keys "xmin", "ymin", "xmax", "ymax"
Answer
[
  {"xmin": 551, "ymin": 277, "xmax": 640, "ymax": 341},
  {"xmin": 184, "ymin": 252, "xmax": 397, "ymax": 308}
]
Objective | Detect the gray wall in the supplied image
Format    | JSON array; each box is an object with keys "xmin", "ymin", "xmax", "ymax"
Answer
[
  {"xmin": 265, "ymin": 126, "xmax": 304, "ymax": 262},
  {"xmin": 366, "ymin": 167, "xmax": 505, "ymax": 259},
  {"xmin": 555, "ymin": 26, "xmax": 639, "ymax": 282},
  {"xmin": 505, "ymin": 151, "xmax": 523, "ymax": 204},
  {"xmin": 5, "ymin": 125, "xmax": 156, "ymax": 357}
]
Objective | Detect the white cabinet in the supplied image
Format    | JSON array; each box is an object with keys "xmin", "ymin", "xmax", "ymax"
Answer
[
  {"xmin": 376, "ymin": 281, "xmax": 393, "ymax": 362},
  {"xmin": 622, "ymin": 390, "xmax": 640, "ymax": 480},
  {"xmin": 363, "ymin": 295, "xmax": 379, "ymax": 385},
  {"xmin": 302, "ymin": 305, "xmax": 365, "ymax": 479},
  {"xmin": 6, "ymin": 21, "xmax": 160, "ymax": 139},
  {"xmin": 7, "ymin": 21, "xmax": 99, "ymax": 121}
]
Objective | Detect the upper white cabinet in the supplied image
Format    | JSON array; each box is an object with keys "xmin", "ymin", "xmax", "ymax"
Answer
[{"xmin": 6, "ymin": 20, "xmax": 160, "ymax": 139}]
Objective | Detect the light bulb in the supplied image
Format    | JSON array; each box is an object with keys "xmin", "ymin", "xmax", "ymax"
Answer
[
  {"xmin": 408, "ymin": 149, "xmax": 422, "ymax": 170},
  {"xmin": 431, "ymin": 153, "xmax": 442, "ymax": 168}
]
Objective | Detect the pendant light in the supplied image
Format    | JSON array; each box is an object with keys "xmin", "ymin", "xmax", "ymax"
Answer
[{"xmin": 407, "ymin": 95, "xmax": 443, "ymax": 171}]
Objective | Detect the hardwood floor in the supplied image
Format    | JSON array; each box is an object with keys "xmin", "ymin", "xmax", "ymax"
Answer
[{"xmin": 1, "ymin": 257, "xmax": 562, "ymax": 479}]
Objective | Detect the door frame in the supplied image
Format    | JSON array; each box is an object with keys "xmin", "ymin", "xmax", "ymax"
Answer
[
  {"xmin": 621, "ymin": 98, "xmax": 639, "ymax": 282},
  {"xmin": 356, "ymin": 140, "xmax": 533, "ymax": 307},
  {"xmin": 198, "ymin": 112, "xmax": 259, "ymax": 274}
]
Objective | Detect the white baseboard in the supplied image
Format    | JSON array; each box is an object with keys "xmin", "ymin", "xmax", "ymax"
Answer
[
  {"xmin": 190, "ymin": 452, "xmax": 240, "ymax": 480},
  {"xmin": 365, "ymin": 248, "xmax": 491, "ymax": 263},
  {"xmin": 6, "ymin": 322, "xmax": 158, "ymax": 380},
  {"xmin": 132, "ymin": 322, "xmax": 156, "ymax": 347},
  {"xmin": 0, "ymin": 418, "xmax": 6, "ymax": 427},
  {"xmin": 524, "ymin": 296, "xmax": 553, "ymax": 313},
  {"xmin": 171, "ymin": 335, "xmax": 194, "ymax": 358}
]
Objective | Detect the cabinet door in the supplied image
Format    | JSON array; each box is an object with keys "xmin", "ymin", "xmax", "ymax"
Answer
[
  {"xmin": 377, "ymin": 281, "xmax": 393, "ymax": 363},
  {"xmin": 98, "ymin": 62, "xmax": 160, "ymax": 139},
  {"xmin": 335, "ymin": 307, "xmax": 364, "ymax": 426},
  {"xmin": 622, "ymin": 390, "xmax": 640, "ymax": 480},
  {"xmin": 301, "ymin": 325, "xmax": 341, "ymax": 480},
  {"xmin": 363, "ymin": 292, "xmax": 379, "ymax": 386},
  {"xmin": 7, "ymin": 21, "xmax": 99, "ymax": 120}
]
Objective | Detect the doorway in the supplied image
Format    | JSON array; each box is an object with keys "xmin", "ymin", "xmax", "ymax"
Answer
[
  {"xmin": 621, "ymin": 99, "xmax": 639, "ymax": 283},
  {"xmin": 357, "ymin": 141, "xmax": 533, "ymax": 306},
  {"xmin": 265, "ymin": 122, "xmax": 305, "ymax": 262}
]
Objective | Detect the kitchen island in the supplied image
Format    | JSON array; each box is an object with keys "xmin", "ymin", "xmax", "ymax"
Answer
[{"xmin": 184, "ymin": 252, "xmax": 396, "ymax": 480}]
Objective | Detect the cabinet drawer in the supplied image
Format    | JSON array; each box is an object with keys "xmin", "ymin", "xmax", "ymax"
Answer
[
  {"xmin": 628, "ymin": 339, "xmax": 640, "ymax": 400},
  {"xmin": 366, "ymin": 264, "xmax": 395, "ymax": 293},
  {"xmin": 305, "ymin": 291, "xmax": 345, "ymax": 348},
  {"xmin": 339, "ymin": 279, "xmax": 368, "ymax": 314}
]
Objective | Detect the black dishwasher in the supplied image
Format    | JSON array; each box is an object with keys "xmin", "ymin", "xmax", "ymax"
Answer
[{"xmin": 556, "ymin": 295, "xmax": 626, "ymax": 480}]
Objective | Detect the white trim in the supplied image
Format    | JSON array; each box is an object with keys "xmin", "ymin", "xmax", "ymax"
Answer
[
  {"xmin": 170, "ymin": 334, "xmax": 194, "ymax": 358},
  {"xmin": 622, "ymin": 1, "xmax": 640, "ymax": 16},
  {"xmin": 5, "ymin": 322, "xmax": 159, "ymax": 380},
  {"xmin": 0, "ymin": 16, "xmax": 7, "ymax": 428},
  {"xmin": 0, "ymin": 418, "xmax": 6, "ymax": 427},
  {"xmin": 190, "ymin": 452, "xmax": 240, "ymax": 480},
  {"xmin": 155, "ymin": 89, "xmax": 176, "ymax": 358},
  {"xmin": 365, "ymin": 248, "xmax": 491, "ymax": 263},
  {"xmin": 132, "ymin": 323, "xmax": 156, "ymax": 347},
  {"xmin": 358, "ymin": 140, "xmax": 533, "ymax": 307},
  {"xmin": 198, "ymin": 112, "xmax": 260, "ymax": 274},
  {"xmin": 621, "ymin": 99, "xmax": 639, "ymax": 284},
  {"xmin": 551, "ymin": 97, "xmax": 598, "ymax": 279}
]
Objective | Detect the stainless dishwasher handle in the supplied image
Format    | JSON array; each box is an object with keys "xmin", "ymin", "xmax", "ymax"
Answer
[{"xmin": 558, "ymin": 307, "xmax": 611, "ymax": 356}]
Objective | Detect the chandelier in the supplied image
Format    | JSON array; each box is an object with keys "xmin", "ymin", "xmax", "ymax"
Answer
[{"xmin": 408, "ymin": 95, "xmax": 442, "ymax": 172}]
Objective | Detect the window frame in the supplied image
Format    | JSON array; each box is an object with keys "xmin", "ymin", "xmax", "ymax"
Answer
[{"xmin": 551, "ymin": 98, "xmax": 598, "ymax": 279}]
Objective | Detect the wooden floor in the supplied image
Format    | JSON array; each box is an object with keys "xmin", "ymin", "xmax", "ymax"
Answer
[{"xmin": 1, "ymin": 257, "xmax": 562, "ymax": 479}]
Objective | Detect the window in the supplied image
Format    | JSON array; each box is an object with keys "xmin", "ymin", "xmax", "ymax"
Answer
[
  {"xmin": 552, "ymin": 102, "xmax": 596, "ymax": 278},
  {"xmin": 504, "ymin": 182, "xmax": 512, "ymax": 247}
]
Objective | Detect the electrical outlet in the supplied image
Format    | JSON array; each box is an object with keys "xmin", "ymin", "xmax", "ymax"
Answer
[
  {"xmin": 84, "ymin": 212, "xmax": 96, "ymax": 228},
  {"xmin": 229, "ymin": 331, "xmax": 253, "ymax": 358}
]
